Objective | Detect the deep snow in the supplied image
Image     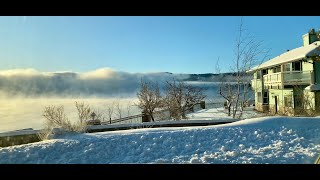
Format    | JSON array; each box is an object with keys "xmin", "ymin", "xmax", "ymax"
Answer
[
  {"xmin": 1, "ymin": 113, "xmax": 320, "ymax": 164},
  {"xmin": 187, "ymin": 107, "xmax": 263, "ymax": 120}
]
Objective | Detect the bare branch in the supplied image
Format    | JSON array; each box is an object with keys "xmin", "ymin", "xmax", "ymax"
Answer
[
  {"xmin": 106, "ymin": 101, "xmax": 115, "ymax": 122},
  {"xmin": 75, "ymin": 101, "xmax": 91, "ymax": 123},
  {"xmin": 164, "ymin": 79, "xmax": 206, "ymax": 120},
  {"xmin": 218, "ymin": 17, "xmax": 270, "ymax": 119},
  {"xmin": 115, "ymin": 100, "xmax": 122, "ymax": 119},
  {"xmin": 136, "ymin": 79, "xmax": 163, "ymax": 121}
]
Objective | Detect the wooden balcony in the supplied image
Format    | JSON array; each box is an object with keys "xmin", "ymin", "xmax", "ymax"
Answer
[
  {"xmin": 263, "ymin": 71, "xmax": 314, "ymax": 86},
  {"xmin": 251, "ymin": 79, "xmax": 262, "ymax": 90}
]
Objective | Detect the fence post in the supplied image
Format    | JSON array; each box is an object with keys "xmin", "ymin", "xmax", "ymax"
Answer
[
  {"xmin": 200, "ymin": 101, "xmax": 206, "ymax": 109},
  {"xmin": 109, "ymin": 117, "xmax": 112, "ymax": 124}
]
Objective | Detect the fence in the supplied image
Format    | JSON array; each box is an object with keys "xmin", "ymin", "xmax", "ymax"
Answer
[
  {"xmin": 101, "ymin": 101, "xmax": 224, "ymax": 125},
  {"xmin": 101, "ymin": 114, "xmax": 143, "ymax": 125}
]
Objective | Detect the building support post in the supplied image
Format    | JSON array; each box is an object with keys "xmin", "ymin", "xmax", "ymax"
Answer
[{"xmin": 280, "ymin": 65, "xmax": 284, "ymax": 89}]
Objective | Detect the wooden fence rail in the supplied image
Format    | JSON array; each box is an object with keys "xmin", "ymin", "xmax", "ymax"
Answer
[{"xmin": 101, "ymin": 101, "xmax": 223, "ymax": 125}]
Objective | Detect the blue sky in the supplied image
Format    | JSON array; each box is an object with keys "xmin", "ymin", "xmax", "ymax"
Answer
[{"xmin": 0, "ymin": 16, "xmax": 319, "ymax": 74}]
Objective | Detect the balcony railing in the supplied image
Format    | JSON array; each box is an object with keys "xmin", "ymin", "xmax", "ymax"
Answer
[
  {"xmin": 251, "ymin": 79, "xmax": 262, "ymax": 90},
  {"xmin": 263, "ymin": 72, "xmax": 281, "ymax": 83},
  {"xmin": 283, "ymin": 71, "xmax": 313, "ymax": 85},
  {"xmin": 263, "ymin": 71, "xmax": 313, "ymax": 86}
]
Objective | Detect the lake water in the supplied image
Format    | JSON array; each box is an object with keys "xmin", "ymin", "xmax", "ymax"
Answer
[{"xmin": 0, "ymin": 82, "xmax": 240, "ymax": 133}]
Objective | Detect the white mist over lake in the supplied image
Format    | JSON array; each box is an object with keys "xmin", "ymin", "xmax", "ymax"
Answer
[
  {"xmin": 0, "ymin": 90, "xmax": 225, "ymax": 133},
  {"xmin": 0, "ymin": 68, "xmax": 240, "ymax": 133},
  {"xmin": 0, "ymin": 97, "xmax": 139, "ymax": 133},
  {"xmin": 0, "ymin": 95, "xmax": 225, "ymax": 133}
]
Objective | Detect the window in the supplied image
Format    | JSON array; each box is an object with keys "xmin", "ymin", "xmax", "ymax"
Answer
[
  {"xmin": 284, "ymin": 95, "xmax": 292, "ymax": 107},
  {"xmin": 284, "ymin": 63, "xmax": 290, "ymax": 72},
  {"xmin": 273, "ymin": 66, "xmax": 281, "ymax": 73},
  {"xmin": 262, "ymin": 69, "xmax": 268, "ymax": 75},
  {"xmin": 256, "ymin": 71, "xmax": 261, "ymax": 79},
  {"xmin": 263, "ymin": 91, "xmax": 268, "ymax": 104},
  {"xmin": 257, "ymin": 92, "xmax": 262, "ymax": 103},
  {"xmin": 292, "ymin": 61, "xmax": 302, "ymax": 71}
]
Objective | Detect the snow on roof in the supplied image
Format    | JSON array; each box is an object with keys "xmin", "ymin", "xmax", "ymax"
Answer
[
  {"xmin": 0, "ymin": 129, "xmax": 39, "ymax": 137},
  {"xmin": 248, "ymin": 41, "xmax": 320, "ymax": 73},
  {"xmin": 305, "ymin": 84, "xmax": 320, "ymax": 91}
]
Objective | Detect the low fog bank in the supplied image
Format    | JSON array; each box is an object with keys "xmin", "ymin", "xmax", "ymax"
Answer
[
  {"xmin": 0, "ymin": 68, "xmax": 243, "ymax": 132},
  {"xmin": 0, "ymin": 68, "xmax": 234, "ymax": 98},
  {"xmin": 0, "ymin": 68, "xmax": 191, "ymax": 98}
]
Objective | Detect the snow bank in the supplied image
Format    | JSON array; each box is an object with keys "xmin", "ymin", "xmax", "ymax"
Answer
[{"xmin": 0, "ymin": 116, "xmax": 320, "ymax": 164}]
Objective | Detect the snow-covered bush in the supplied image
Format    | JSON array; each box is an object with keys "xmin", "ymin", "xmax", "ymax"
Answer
[{"xmin": 39, "ymin": 105, "xmax": 87, "ymax": 140}]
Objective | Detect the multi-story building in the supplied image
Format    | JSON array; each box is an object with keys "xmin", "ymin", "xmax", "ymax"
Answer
[{"xmin": 248, "ymin": 29, "xmax": 320, "ymax": 115}]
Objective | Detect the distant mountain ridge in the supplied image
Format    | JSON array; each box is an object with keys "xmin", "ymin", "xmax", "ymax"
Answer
[
  {"xmin": 50, "ymin": 71, "xmax": 243, "ymax": 82},
  {"xmin": 172, "ymin": 72, "xmax": 248, "ymax": 82}
]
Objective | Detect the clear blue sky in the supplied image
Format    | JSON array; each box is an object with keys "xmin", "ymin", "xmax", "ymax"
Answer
[{"xmin": 0, "ymin": 16, "xmax": 319, "ymax": 74}]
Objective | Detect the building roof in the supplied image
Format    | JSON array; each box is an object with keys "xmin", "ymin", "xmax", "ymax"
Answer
[
  {"xmin": 305, "ymin": 84, "xmax": 320, "ymax": 91},
  {"xmin": 247, "ymin": 41, "xmax": 320, "ymax": 73}
]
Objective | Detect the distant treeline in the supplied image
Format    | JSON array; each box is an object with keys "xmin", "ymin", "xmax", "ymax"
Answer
[{"xmin": 178, "ymin": 72, "xmax": 251, "ymax": 82}]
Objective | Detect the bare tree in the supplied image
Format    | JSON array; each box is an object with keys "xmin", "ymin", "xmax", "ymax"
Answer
[
  {"xmin": 75, "ymin": 101, "xmax": 91, "ymax": 123},
  {"xmin": 164, "ymin": 80, "xmax": 181, "ymax": 120},
  {"xmin": 43, "ymin": 105, "xmax": 71, "ymax": 128},
  {"xmin": 41, "ymin": 101, "xmax": 101, "ymax": 139},
  {"xmin": 164, "ymin": 79, "xmax": 206, "ymax": 120},
  {"xmin": 218, "ymin": 17, "xmax": 270, "ymax": 119},
  {"xmin": 136, "ymin": 79, "xmax": 162, "ymax": 121},
  {"xmin": 115, "ymin": 100, "xmax": 122, "ymax": 119},
  {"xmin": 219, "ymin": 81, "xmax": 234, "ymax": 116},
  {"xmin": 126, "ymin": 101, "xmax": 132, "ymax": 117},
  {"xmin": 106, "ymin": 101, "xmax": 115, "ymax": 124},
  {"xmin": 292, "ymin": 84, "xmax": 317, "ymax": 116},
  {"xmin": 41, "ymin": 105, "xmax": 72, "ymax": 140},
  {"xmin": 93, "ymin": 108, "xmax": 104, "ymax": 121}
]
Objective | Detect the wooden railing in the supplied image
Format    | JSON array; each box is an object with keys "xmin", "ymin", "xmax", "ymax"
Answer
[
  {"xmin": 283, "ymin": 71, "xmax": 313, "ymax": 85},
  {"xmin": 263, "ymin": 72, "xmax": 282, "ymax": 84},
  {"xmin": 101, "ymin": 114, "xmax": 143, "ymax": 125},
  {"xmin": 263, "ymin": 71, "xmax": 313, "ymax": 86}
]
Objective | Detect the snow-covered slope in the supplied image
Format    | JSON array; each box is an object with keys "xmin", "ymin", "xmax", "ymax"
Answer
[{"xmin": 0, "ymin": 116, "xmax": 320, "ymax": 164}]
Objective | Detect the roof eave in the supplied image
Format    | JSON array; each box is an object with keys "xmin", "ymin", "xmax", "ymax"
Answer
[{"xmin": 246, "ymin": 56, "xmax": 306, "ymax": 73}]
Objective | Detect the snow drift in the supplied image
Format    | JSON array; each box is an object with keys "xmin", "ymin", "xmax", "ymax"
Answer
[{"xmin": 0, "ymin": 116, "xmax": 319, "ymax": 164}]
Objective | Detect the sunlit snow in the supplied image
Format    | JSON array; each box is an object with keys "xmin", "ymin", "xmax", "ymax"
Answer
[{"xmin": 1, "ymin": 109, "xmax": 320, "ymax": 164}]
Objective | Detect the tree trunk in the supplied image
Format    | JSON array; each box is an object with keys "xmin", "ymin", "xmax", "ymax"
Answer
[
  {"xmin": 228, "ymin": 103, "xmax": 231, "ymax": 116},
  {"xmin": 182, "ymin": 111, "xmax": 186, "ymax": 119}
]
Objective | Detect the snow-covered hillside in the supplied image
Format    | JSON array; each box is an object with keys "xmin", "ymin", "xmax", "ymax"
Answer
[{"xmin": 1, "ymin": 115, "xmax": 320, "ymax": 164}]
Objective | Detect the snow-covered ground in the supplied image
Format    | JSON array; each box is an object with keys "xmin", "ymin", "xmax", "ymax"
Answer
[
  {"xmin": 1, "ymin": 112, "xmax": 320, "ymax": 164},
  {"xmin": 187, "ymin": 107, "xmax": 264, "ymax": 121}
]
